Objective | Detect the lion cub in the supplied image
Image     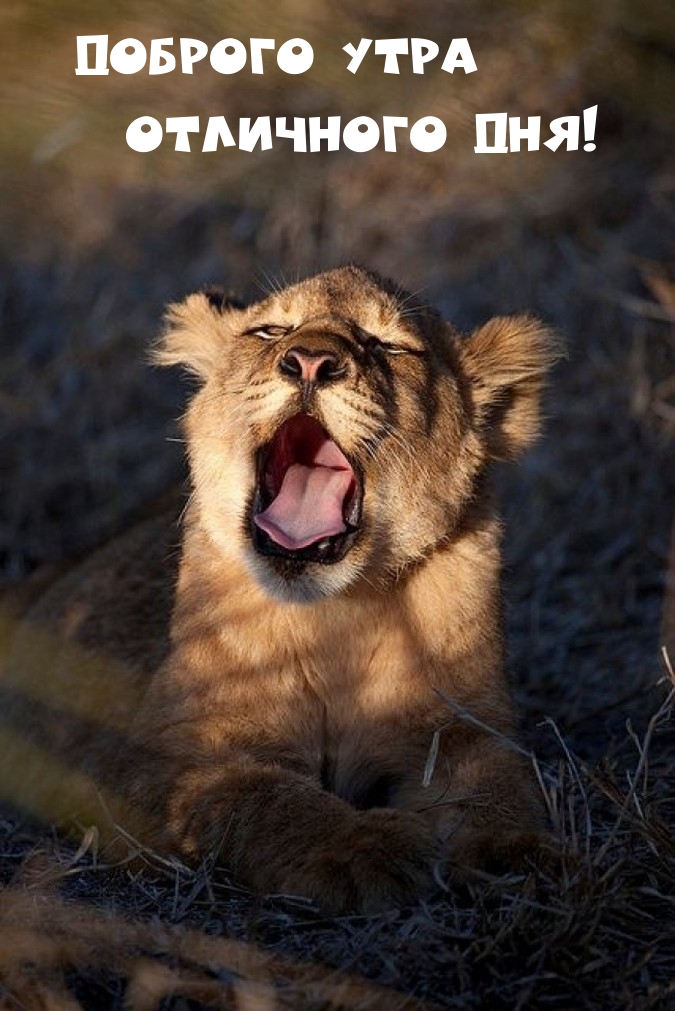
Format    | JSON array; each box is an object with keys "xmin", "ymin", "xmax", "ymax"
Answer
[{"xmin": 0, "ymin": 266, "xmax": 559, "ymax": 912}]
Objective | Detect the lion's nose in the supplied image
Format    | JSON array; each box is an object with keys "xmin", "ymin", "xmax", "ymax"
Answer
[{"xmin": 278, "ymin": 348, "xmax": 346, "ymax": 385}]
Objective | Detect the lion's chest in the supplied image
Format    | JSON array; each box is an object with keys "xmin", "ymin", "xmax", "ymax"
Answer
[
  {"xmin": 167, "ymin": 591, "xmax": 441, "ymax": 808},
  {"xmin": 254, "ymin": 613, "xmax": 435, "ymax": 806}
]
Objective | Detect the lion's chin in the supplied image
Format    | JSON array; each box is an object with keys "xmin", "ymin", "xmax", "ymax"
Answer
[
  {"xmin": 249, "ymin": 413, "xmax": 363, "ymax": 568},
  {"xmin": 244, "ymin": 547, "xmax": 363, "ymax": 605}
]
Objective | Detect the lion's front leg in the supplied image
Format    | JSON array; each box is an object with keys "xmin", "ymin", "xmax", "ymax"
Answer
[
  {"xmin": 398, "ymin": 734, "xmax": 549, "ymax": 877},
  {"xmin": 135, "ymin": 754, "xmax": 439, "ymax": 914}
]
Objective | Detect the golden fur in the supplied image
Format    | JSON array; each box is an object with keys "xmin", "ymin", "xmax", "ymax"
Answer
[{"xmin": 0, "ymin": 266, "xmax": 560, "ymax": 912}]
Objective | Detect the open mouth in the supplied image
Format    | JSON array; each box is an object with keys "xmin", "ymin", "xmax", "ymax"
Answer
[{"xmin": 252, "ymin": 414, "xmax": 362, "ymax": 564}]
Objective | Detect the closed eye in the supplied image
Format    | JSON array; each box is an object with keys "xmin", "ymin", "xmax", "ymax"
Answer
[
  {"xmin": 367, "ymin": 337, "xmax": 423, "ymax": 356},
  {"xmin": 379, "ymin": 342, "xmax": 413, "ymax": 355},
  {"xmin": 353, "ymin": 324, "xmax": 422, "ymax": 356},
  {"xmin": 245, "ymin": 324, "xmax": 293, "ymax": 340}
]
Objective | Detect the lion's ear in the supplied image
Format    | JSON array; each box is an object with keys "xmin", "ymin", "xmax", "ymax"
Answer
[
  {"xmin": 151, "ymin": 289, "xmax": 247, "ymax": 381},
  {"xmin": 457, "ymin": 315, "xmax": 563, "ymax": 459}
]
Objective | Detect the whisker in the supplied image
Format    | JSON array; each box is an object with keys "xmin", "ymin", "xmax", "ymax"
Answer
[
  {"xmin": 254, "ymin": 269, "xmax": 284, "ymax": 299},
  {"xmin": 177, "ymin": 488, "xmax": 197, "ymax": 525},
  {"xmin": 394, "ymin": 284, "xmax": 430, "ymax": 311},
  {"xmin": 377, "ymin": 421, "xmax": 417, "ymax": 465}
]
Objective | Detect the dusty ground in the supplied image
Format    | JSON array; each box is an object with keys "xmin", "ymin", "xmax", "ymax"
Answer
[{"xmin": 1, "ymin": 1, "xmax": 674, "ymax": 1007}]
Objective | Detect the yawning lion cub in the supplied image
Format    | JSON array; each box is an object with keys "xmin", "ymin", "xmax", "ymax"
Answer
[{"xmin": 1, "ymin": 266, "xmax": 559, "ymax": 912}]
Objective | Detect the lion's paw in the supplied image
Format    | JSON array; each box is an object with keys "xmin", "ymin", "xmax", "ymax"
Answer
[
  {"xmin": 448, "ymin": 825, "xmax": 556, "ymax": 878},
  {"xmin": 278, "ymin": 809, "xmax": 439, "ymax": 915}
]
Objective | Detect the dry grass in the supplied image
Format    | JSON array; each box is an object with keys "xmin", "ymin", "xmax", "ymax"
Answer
[
  {"xmin": 1, "ymin": 664, "xmax": 673, "ymax": 1008},
  {"xmin": 1, "ymin": 0, "xmax": 674, "ymax": 1007}
]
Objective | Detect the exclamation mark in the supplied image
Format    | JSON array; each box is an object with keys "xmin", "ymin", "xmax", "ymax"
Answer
[{"xmin": 583, "ymin": 105, "xmax": 597, "ymax": 151}]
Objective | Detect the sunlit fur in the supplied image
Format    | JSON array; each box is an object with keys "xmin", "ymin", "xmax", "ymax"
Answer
[
  {"xmin": 1, "ymin": 266, "xmax": 562, "ymax": 913},
  {"xmin": 157, "ymin": 267, "xmax": 556, "ymax": 603}
]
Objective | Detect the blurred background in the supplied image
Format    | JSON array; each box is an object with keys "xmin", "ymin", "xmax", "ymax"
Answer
[{"xmin": 1, "ymin": 0, "xmax": 673, "ymax": 756}]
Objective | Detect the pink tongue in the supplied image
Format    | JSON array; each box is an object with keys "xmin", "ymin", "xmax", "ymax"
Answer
[{"xmin": 254, "ymin": 464, "xmax": 352, "ymax": 550}]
